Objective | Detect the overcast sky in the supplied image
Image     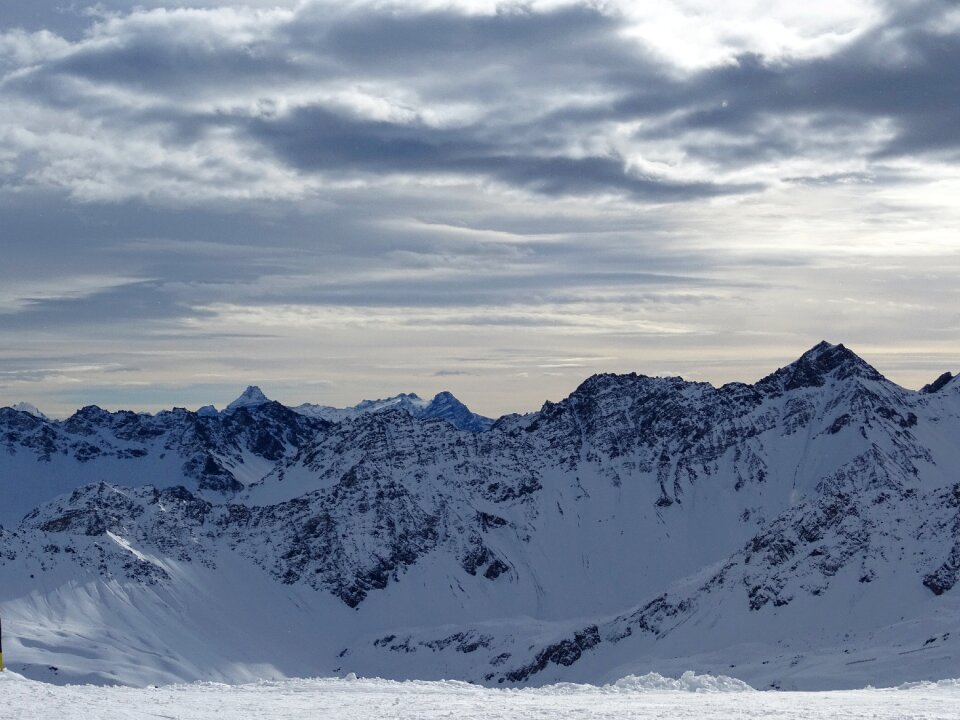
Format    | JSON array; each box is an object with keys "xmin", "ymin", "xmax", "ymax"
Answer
[{"xmin": 1, "ymin": 0, "xmax": 959, "ymax": 417}]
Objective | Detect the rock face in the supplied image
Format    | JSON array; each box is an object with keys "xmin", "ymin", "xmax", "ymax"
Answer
[
  {"xmin": 921, "ymin": 371, "xmax": 955, "ymax": 394},
  {"xmin": 1, "ymin": 341, "xmax": 960, "ymax": 690}
]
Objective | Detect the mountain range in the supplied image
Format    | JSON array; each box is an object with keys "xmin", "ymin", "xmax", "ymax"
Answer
[{"xmin": 1, "ymin": 341, "xmax": 959, "ymax": 690}]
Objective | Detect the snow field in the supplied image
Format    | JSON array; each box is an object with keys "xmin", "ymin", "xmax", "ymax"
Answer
[{"xmin": 4, "ymin": 672, "xmax": 960, "ymax": 720}]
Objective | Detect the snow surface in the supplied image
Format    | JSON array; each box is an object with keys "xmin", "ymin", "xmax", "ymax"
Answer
[
  {"xmin": 3, "ymin": 671, "xmax": 960, "ymax": 720},
  {"xmin": 9, "ymin": 402, "xmax": 47, "ymax": 419}
]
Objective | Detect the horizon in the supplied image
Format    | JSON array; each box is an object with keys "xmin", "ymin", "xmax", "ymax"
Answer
[
  {"xmin": 2, "ymin": 1, "xmax": 959, "ymax": 420},
  {"xmin": 3, "ymin": 340, "xmax": 955, "ymax": 419}
]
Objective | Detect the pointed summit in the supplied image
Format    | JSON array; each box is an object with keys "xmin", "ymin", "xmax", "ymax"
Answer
[
  {"xmin": 420, "ymin": 391, "xmax": 494, "ymax": 432},
  {"xmin": 225, "ymin": 386, "xmax": 271, "ymax": 414},
  {"xmin": 758, "ymin": 341, "xmax": 884, "ymax": 392}
]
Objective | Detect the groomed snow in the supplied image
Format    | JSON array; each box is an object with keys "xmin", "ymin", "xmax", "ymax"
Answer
[{"xmin": 3, "ymin": 671, "xmax": 960, "ymax": 719}]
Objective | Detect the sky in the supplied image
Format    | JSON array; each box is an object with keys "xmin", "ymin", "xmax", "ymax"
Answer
[{"xmin": 1, "ymin": 0, "xmax": 959, "ymax": 418}]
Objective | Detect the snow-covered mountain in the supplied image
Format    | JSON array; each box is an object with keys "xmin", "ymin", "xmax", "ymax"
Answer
[
  {"xmin": 224, "ymin": 385, "xmax": 272, "ymax": 414},
  {"xmin": 189, "ymin": 385, "xmax": 492, "ymax": 432},
  {"xmin": 9, "ymin": 402, "xmax": 47, "ymax": 420},
  {"xmin": 292, "ymin": 390, "xmax": 494, "ymax": 432},
  {"xmin": 1, "ymin": 342, "xmax": 959, "ymax": 690}
]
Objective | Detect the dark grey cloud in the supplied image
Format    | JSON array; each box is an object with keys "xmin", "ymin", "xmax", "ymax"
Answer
[
  {"xmin": 285, "ymin": 5, "xmax": 666, "ymax": 100},
  {"xmin": 292, "ymin": 5, "xmax": 620, "ymax": 66},
  {"xmin": 8, "ymin": 0, "xmax": 957, "ymax": 205},
  {"xmin": 19, "ymin": 5, "xmax": 659, "ymax": 116},
  {"xmin": 782, "ymin": 171, "xmax": 878, "ymax": 186},
  {"xmin": 245, "ymin": 105, "xmax": 749, "ymax": 201},
  {"xmin": 9, "ymin": 4, "xmax": 719, "ymax": 202},
  {"xmin": 0, "ymin": 280, "xmax": 204, "ymax": 331},
  {"xmin": 0, "ymin": 0, "xmax": 100, "ymax": 40},
  {"xmin": 36, "ymin": 4, "xmax": 642, "ymax": 94},
  {"xmin": 0, "ymin": 191, "xmax": 322, "ymax": 282},
  {"xmin": 56, "ymin": 25, "xmax": 305, "ymax": 96}
]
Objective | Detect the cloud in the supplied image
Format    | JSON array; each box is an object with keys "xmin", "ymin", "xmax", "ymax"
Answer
[
  {"xmin": 2, "ymin": 0, "xmax": 954, "ymax": 208},
  {"xmin": 0, "ymin": 3, "xmax": 754, "ymax": 202},
  {"xmin": 245, "ymin": 103, "xmax": 756, "ymax": 200},
  {"xmin": 1, "ymin": 1, "xmax": 959, "ymax": 416},
  {"xmin": 618, "ymin": 6, "xmax": 960, "ymax": 165},
  {"xmin": 0, "ymin": 279, "xmax": 207, "ymax": 331}
]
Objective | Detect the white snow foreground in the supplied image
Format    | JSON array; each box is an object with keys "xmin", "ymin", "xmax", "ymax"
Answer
[{"xmin": 4, "ymin": 671, "xmax": 960, "ymax": 720}]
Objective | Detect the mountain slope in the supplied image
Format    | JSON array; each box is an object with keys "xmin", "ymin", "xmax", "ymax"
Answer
[{"xmin": 1, "ymin": 342, "xmax": 959, "ymax": 689}]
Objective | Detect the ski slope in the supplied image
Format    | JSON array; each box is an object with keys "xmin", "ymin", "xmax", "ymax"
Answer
[{"xmin": 3, "ymin": 671, "xmax": 960, "ymax": 720}]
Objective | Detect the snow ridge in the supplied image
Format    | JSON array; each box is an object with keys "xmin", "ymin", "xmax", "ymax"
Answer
[
  {"xmin": 292, "ymin": 390, "xmax": 493, "ymax": 431},
  {"xmin": 9, "ymin": 401, "xmax": 47, "ymax": 419}
]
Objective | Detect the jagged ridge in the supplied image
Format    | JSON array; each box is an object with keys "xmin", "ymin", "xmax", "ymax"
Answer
[{"xmin": 1, "ymin": 342, "xmax": 959, "ymax": 689}]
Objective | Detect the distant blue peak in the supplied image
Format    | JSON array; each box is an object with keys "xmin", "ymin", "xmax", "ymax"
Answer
[{"xmin": 225, "ymin": 386, "xmax": 271, "ymax": 413}]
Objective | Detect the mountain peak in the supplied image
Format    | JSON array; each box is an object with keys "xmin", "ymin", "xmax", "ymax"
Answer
[
  {"xmin": 803, "ymin": 340, "xmax": 857, "ymax": 361},
  {"xmin": 353, "ymin": 393, "xmax": 426, "ymax": 412},
  {"xmin": 573, "ymin": 372, "xmax": 644, "ymax": 394},
  {"xmin": 429, "ymin": 390, "xmax": 460, "ymax": 405},
  {"xmin": 225, "ymin": 385, "xmax": 271, "ymax": 413},
  {"xmin": 799, "ymin": 341, "xmax": 879, "ymax": 374},
  {"xmin": 920, "ymin": 371, "xmax": 955, "ymax": 394},
  {"xmin": 760, "ymin": 341, "xmax": 884, "ymax": 392},
  {"xmin": 10, "ymin": 401, "xmax": 48, "ymax": 420},
  {"xmin": 420, "ymin": 390, "xmax": 494, "ymax": 432}
]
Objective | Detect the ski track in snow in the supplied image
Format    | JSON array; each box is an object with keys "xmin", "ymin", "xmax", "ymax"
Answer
[{"xmin": 4, "ymin": 672, "xmax": 960, "ymax": 720}]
